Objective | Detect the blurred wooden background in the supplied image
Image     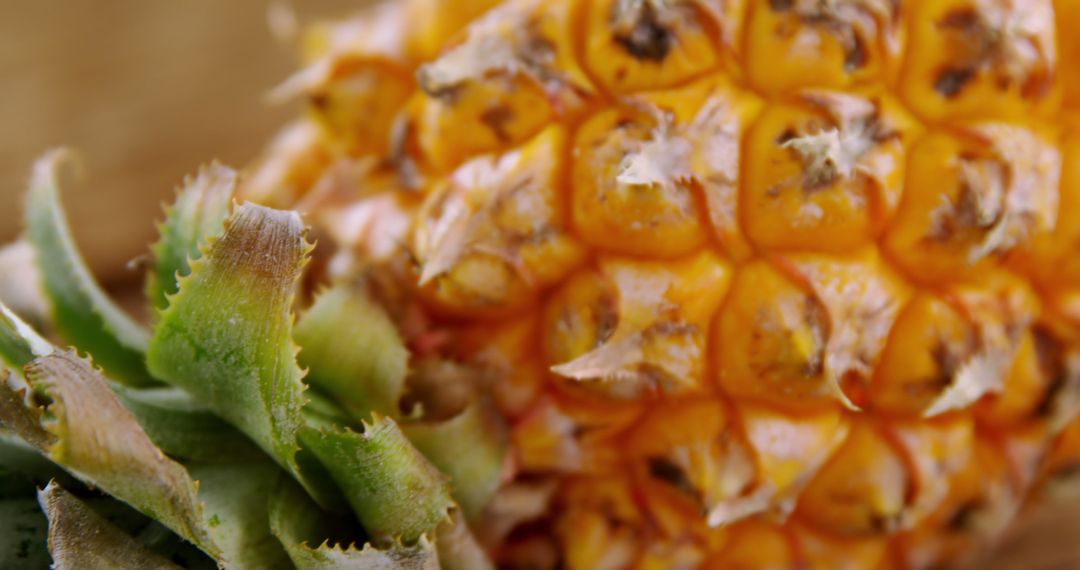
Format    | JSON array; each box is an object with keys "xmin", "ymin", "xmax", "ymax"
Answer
[{"xmin": 0, "ymin": 1, "xmax": 354, "ymax": 284}]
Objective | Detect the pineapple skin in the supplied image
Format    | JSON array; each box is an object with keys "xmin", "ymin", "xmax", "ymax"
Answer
[{"xmin": 243, "ymin": 0, "xmax": 1080, "ymax": 568}]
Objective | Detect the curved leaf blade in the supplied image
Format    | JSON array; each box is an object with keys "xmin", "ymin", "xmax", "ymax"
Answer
[
  {"xmin": 24, "ymin": 149, "xmax": 153, "ymax": 386},
  {"xmin": 147, "ymin": 202, "xmax": 318, "ymax": 499},
  {"xmin": 113, "ymin": 386, "xmax": 265, "ymax": 464},
  {"xmin": 6, "ymin": 352, "xmax": 214, "ymax": 555},
  {"xmin": 2, "ymin": 300, "xmax": 262, "ymax": 466},
  {"xmin": 294, "ymin": 283, "xmax": 409, "ymax": 422},
  {"xmin": 1, "ymin": 306, "xmax": 292, "ymax": 568},
  {"xmin": 403, "ymin": 404, "xmax": 507, "ymax": 522},
  {"xmin": 298, "ymin": 416, "xmax": 453, "ymax": 544},
  {"xmin": 268, "ymin": 477, "xmax": 438, "ymax": 570},
  {"xmin": 37, "ymin": 482, "xmax": 183, "ymax": 570},
  {"xmin": 0, "ymin": 302, "xmax": 54, "ymax": 371},
  {"xmin": 146, "ymin": 164, "xmax": 237, "ymax": 311},
  {"xmin": 186, "ymin": 462, "xmax": 292, "ymax": 570},
  {"xmin": 1, "ymin": 352, "xmax": 294, "ymax": 569}
]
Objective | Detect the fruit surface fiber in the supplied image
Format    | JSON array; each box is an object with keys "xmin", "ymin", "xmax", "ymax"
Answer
[{"xmin": 245, "ymin": 0, "xmax": 1080, "ymax": 567}]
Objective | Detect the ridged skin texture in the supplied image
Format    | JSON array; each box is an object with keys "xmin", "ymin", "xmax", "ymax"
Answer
[{"xmin": 244, "ymin": 1, "xmax": 1080, "ymax": 568}]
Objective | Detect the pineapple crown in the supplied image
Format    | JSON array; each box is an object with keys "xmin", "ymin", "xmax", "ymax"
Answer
[{"xmin": 0, "ymin": 151, "xmax": 505, "ymax": 569}]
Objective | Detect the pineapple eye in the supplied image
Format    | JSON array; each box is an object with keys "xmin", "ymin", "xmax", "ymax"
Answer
[
  {"xmin": 572, "ymin": 105, "xmax": 709, "ymax": 258},
  {"xmin": 717, "ymin": 250, "xmax": 908, "ymax": 410},
  {"xmin": 412, "ymin": 0, "xmax": 594, "ymax": 171},
  {"xmin": 626, "ymin": 401, "xmax": 757, "ymax": 522},
  {"xmin": 266, "ymin": 5, "xmax": 419, "ymax": 159},
  {"xmin": 743, "ymin": 90, "xmax": 918, "ymax": 253},
  {"xmin": 572, "ymin": 75, "xmax": 760, "ymax": 259},
  {"xmin": 412, "ymin": 126, "xmax": 584, "ymax": 316},
  {"xmin": 513, "ymin": 397, "xmax": 644, "ymax": 473},
  {"xmin": 555, "ymin": 477, "xmax": 646, "ymax": 570},
  {"xmin": 542, "ymin": 268, "xmax": 620, "ymax": 375},
  {"xmin": 902, "ymin": 0, "xmax": 1060, "ymax": 122},
  {"xmin": 796, "ymin": 422, "xmax": 912, "ymax": 537},
  {"xmin": 546, "ymin": 252, "xmax": 732, "ymax": 400},
  {"xmin": 717, "ymin": 260, "xmax": 836, "ymax": 405},
  {"xmin": 884, "ymin": 123, "xmax": 1060, "ymax": 284},
  {"xmin": 872, "ymin": 293, "xmax": 979, "ymax": 415},
  {"xmin": 744, "ymin": 0, "xmax": 905, "ymax": 93},
  {"xmin": 584, "ymin": 0, "xmax": 734, "ymax": 94},
  {"xmin": 976, "ymin": 327, "xmax": 1061, "ymax": 425},
  {"xmin": 303, "ymin": 60, "xmax": 415, "ymax": 158},
  {"xmin": 874, "ymin": 272, "xmax": 1039, "ymax": 417}
]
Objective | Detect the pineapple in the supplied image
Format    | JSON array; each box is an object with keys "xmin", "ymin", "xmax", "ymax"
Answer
[
  {"xmin": 2, "ymin": 0, "xmax": 1080, "ymax": 569},
  {"xmin": 243, "ymin": 0, "xmax": 1080, "ymax": 568}
]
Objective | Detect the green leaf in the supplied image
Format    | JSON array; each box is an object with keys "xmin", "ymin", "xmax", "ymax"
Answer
[
  {"xmin": 293, "ymin": 285, "xmax": 505, "ymax": 520},
  {"xmin": 146, "ymin": 202, "xmax": 318, "ymax": 500},
  {"xmin": 37, "ymin": 481, "xmax": 183, "ymax": 570},
  {"xmin": 0, "ymin": 352, "xmax": 214, "ymax": 557},
  {"xmin": 294, "ymin": 283, "xmax": 409, "ymax": 422},
  {"xmin": 2, "ymin": 350, "xmax": 295, "ymax": 569},
  {"xmin": 298, "ymin": 416, "xmax": 453, "ymax": 544},
  {"xmin": 269, "ymin": 477, "xmax": 439, "ymax": 570},
  {"xmin": 185, "ymin": 462, "xmax": 292, "ymax": 569},
  {"xmin": 113, "ymin": 386, "xmax": 264, "ymax": 464},
  {"xmin": 0, "ymin": 297, "xmax": 55, "ymax": 371},
  {"xmin": 2, "ymin": 300, "xmax": 262, "ymax": 466},
  {"xmin": 402, "ymin": 403, "xmax": 506, "ymax": 521},
  {"xmin": 23, "ymin": 150, "xmax": 153, "ymax": 386},
  {"xmin": 142, "ymin": 201, "xmax": 486, "ymax": 563},
  {"xmin": 146, "ymin": 164, "xmax": 237, "ymax": 312}
]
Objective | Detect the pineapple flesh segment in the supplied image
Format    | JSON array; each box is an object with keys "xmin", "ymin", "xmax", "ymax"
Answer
[
  {"xmin": 240, "ymin": 0, "xmax": 1080, "ymax": 566},
  {"xmin": 412, "ymin": 0, "xmax": 593, "ymax": 172},
  {"xmin": 743, "ymin": 0, "xmax": 906, "ymax": 94},
  {"xmin": 413, "ymin": 125, "xmax": 584, "ymax": 316},
  {"xmin": 883, "ymin": 123, "xmax": 1061, "ymax": 284},
  {"xmin": 582, "ymin": 0, "xmax": 733, "ymax": 94},
  {"xmin": 900, "ymin": 0, "xmax": 1061, "ymax": 122},
  {"xmin": 742, "ymin": 90, "xmax": 919, "ymax": 252}
]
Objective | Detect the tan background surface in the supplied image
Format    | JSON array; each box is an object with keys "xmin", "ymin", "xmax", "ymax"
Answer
[
  {"xmin": 0, "ymin": 1, "xmax": 352, "ymax": 283},
  {"xmin": 1, "ymin": 1, "xmax": 1079, "ymax": 567}
]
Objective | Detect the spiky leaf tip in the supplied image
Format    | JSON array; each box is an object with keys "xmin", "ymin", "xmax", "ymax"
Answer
[
  {"xmin": 146, "ymin": 202, "xmax": 321, "ymax": 501},
  {"xmin": 269, "ymin": 476, "xmax": 439, "ymax": 570},
  {"xmin": 298, "ymin": 415, "xmax": 454, "ymax": 545},
  {"xmin": 147, "ymin": 163, "xmax": 237, "ymax": 312}
]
